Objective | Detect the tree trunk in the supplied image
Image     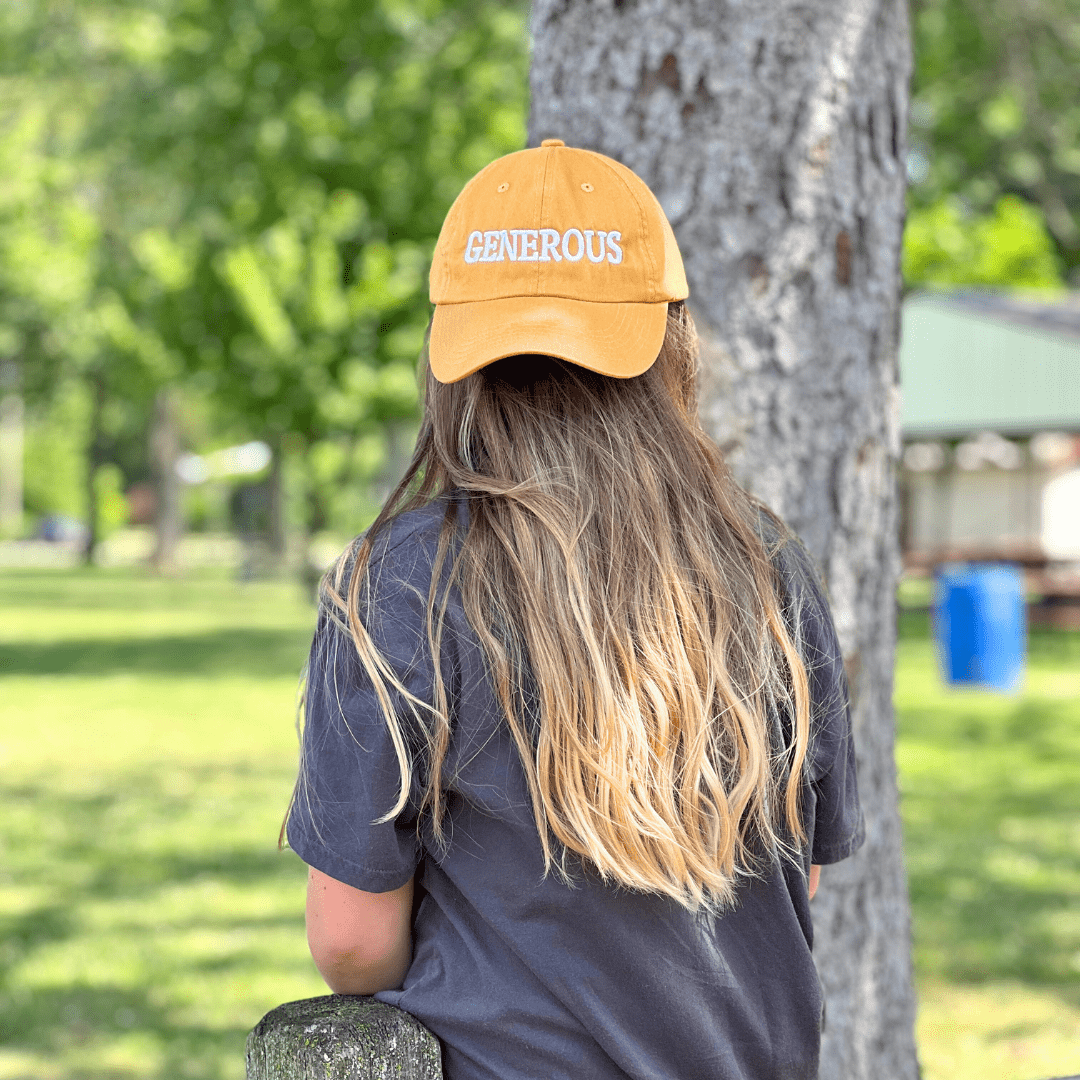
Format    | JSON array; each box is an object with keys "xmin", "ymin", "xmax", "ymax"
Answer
[
  {"xmin": 150, "ymin": 386, "xmax": 182, "ymax": 573},
  {"xmin": 301, "ymin": 450, "xmax": 330, "ymax": 603},
  {"xmin": 82, "ymin": 369, "xmax": 107, "ymax": 564},
  {"xmin": 267, "ymin": 432, "xmax": 287, "ymax": 568},
  {"xmin": 0, "ymin": 360, "xmax": 24, "ymax": 538},
  {"xmin": 529, "ymin": 3, "xmax": 917, "ymax": 1078}
]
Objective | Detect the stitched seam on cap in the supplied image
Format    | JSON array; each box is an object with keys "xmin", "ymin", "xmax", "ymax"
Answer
[
  {"xmin": 594, "ymin": 156, "xmax": 656, "ymax": 296},
  {"xmin": 535, "ymin": 147, "xmax": 555, "ymax": 296}
]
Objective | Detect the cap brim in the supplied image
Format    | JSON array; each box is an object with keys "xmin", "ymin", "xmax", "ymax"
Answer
[{"xmin": 429, "ymin": 296, "xmax": 669, "ymax": 384}]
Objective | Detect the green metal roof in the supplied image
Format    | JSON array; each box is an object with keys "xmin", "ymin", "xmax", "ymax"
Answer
[{"xmin": 900, "ymin": 293, "xmax": 1080, "ymax": 438}]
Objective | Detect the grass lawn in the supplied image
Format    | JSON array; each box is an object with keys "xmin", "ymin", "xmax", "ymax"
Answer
[
  {"xmin": 0, "ymin": 570, "xmax": 326, "ymax": 1080},
  {"xmin": 1, "ymin": 568, "xmax": 1078, "ymax": 1079},
  {"xmin": 896, "ymin": 606, "xmax": 1080, "ymax": 1079}
]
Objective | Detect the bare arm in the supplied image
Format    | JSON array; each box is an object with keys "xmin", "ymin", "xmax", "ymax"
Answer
[
  {"xmin": 305, "ymin": 866, "xmax": 414, "ymax": 995},
  {"xmin": 809, "ymin": 864, "xmax": 821, "ymax": 900}
]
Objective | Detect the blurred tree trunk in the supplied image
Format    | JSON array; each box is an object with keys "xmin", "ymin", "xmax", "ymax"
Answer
[
  {"xmin": 150, "ymin": 386, "xmax": 182, "ymax": 573},
  {"xmin": 0, "ymin": 361, "xmax": 24, "ymax": 538},
  {"xmin": 530, "ymin": 3, "xmax": 916, "ymax": 1078},
  {"xmin": 267, "ymin": 432, "xmax": 287, "ymax": 569},
  {"xmin": 82, "ymin": 368, "xmax": 107, "ymax": 565},
  {"xmin": 300, "ymin": 452, "xmax": 330, "ymax": 602},
  {"xmin": 373, "ymin": 420, "xmax": 414, "ymax": 507}
]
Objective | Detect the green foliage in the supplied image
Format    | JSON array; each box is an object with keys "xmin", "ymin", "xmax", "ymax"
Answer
[
  {"xmin": 0, "ymin": 0, "xmax": 530, "ymax": 537},
  {"xmin": 86, "ymin": 0, "xmax": 529, "ymax": 457},
  {"xmin": 896, "ymin": 610, "xmax": 1080, "ymax": 988},
  {"xmin": 903, "ymin": 195, "xmax": 1064, "ymax": 289},
  {"xmin": 0, "ymin": 85, "xmax": 103, "ymax": 401},
  {"xmin": 92, "ymin": 463, "xmax": 131, "ymax": 539},
  {"xmin": 21, "ymin": 381, "xmax": 89, "ymax": 520},
  {"xmin": 909, "ymin": 0, "xmax": 1080, "ymax": 282}
]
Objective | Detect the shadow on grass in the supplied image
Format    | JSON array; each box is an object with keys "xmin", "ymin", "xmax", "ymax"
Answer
[
  {"xmin": 1, "ymin": 982, "xmax": 252, "ymax": 1074},
  {"xmin": 0, "ymin": 567, "xmax": 296, "ymax": 614},
  {"xmin": 0, "ymin": 627, "xmax": 313, "ymax": 678},
  {"xmin": 4, "ymin": 768, "xmax": 301, "ymax": 893},
  {"xmin": 1, "ymin": 764, "xmax": 313, "ymax": 1079},
  {"xmin": 897, "ymin": 614, "xmax": 1080, "ymax": 1000},
  {"xmin": 906, "ymin": 805, "xmax": 1080, "ymax": 992}
]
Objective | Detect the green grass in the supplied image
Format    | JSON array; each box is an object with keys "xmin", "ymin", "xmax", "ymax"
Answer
[
  {"xmin": 896, "ymin": 609, "xmax": 1080, "ymax": 1079},
  {"xmin": 0, "ymin": 570, "xmax": 326, "ymax": 1080},
  {"xmin": 1, "ymin": 568, "xmax": 1078, "ymax": 1079}
]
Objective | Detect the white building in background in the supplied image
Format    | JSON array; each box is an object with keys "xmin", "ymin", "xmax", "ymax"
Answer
[
  {"xmin": 899, "ymin": 292, "xmax": 1080, "ymax": 624},
  {"xmin": 1042, "ymin": 467, "xmax": 1080, "ymax": 561}
]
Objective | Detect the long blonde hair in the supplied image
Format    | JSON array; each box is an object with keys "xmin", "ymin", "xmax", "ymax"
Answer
[{"xmin": 302, "ymin": 302, "xmax": 811, "ymax": 911}]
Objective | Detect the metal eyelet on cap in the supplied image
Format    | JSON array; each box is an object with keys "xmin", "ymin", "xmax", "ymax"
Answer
[
  {"xmin": 497, "ymin": 182, "xmax": 509, "ymax": 192},
  {"xmin": 581, "ymin": 183, "xmax": 594, "ymax": 192}
]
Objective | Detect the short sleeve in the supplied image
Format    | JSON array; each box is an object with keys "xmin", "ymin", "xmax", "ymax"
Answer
[
  {"xmin": 286, "ymin": 547, "xmax": 435, "ymax": 892},
  {"xmin": 776, "ymin": 538, "xmax": 865, "ymax": 865}
]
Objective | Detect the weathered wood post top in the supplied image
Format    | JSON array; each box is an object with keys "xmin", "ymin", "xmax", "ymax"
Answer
[{"xmin": 246, "ymin": 995, "xmax": 443, "ymax": 1080}]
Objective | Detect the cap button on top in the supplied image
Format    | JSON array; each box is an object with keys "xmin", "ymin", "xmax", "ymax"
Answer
[{"xmin": 541, "ymin": 138, "xmax": 565, "ymax": 147}]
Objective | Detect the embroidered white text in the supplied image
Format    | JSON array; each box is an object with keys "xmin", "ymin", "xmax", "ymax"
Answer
[{"xmin": 463, "ymin": 229, "xmax": 623, "ymax": 265}]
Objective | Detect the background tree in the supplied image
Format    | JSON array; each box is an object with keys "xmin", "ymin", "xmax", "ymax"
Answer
[
  {"xmin": 1, "ymin": 0, "xmax": 529, "ymax": 566},
  {"xmin": 902, "ymin": 192, "xmax": 1063, "ymax": 290},
  {"xmin": 529, "ymin": 2, "xmax": 917, "ymax": 1078},
  {"xmin": 0, "ymin": 20, "xmax": 125, "ymax": 555},
  {"xmin": 908, "ymin": 0, "xmax": 1079, "ymax": 285},
  {"xmin": 0, "ymin": 0, "xmax": 185, "ymax": 558},
  {"xmin": 82, "ymin": 0, "xmax": 528, "ymax": 567}
]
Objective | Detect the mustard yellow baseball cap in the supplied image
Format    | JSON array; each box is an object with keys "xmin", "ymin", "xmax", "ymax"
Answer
[{"xmin": 428, "ymin": 139, "xmax": 689, "ymax": 384}]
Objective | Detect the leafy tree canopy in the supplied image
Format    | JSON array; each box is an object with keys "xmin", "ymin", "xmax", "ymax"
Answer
[
  {"xmin": 907, "ymin": 0, "xmax": 1077, "ymax": 289},
  {"xmin": 1, "ymin": 0, "xmax": 530, "ymax": 540},
  {"xmin": 904, "ymin": 195, "xmax": 1063, "ymax": 290},
  {"xmin": 82, "ymin": 0, "xmax": 529, "ymax": 445}
]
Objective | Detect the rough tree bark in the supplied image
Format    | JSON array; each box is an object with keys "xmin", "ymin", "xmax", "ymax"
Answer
[{"xmin": 529, "ymin": 3, "xmax": 916, "ymax": 1078}]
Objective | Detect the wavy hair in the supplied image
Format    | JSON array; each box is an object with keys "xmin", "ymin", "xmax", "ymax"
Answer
[{"xmin": 300, "ymin": 302, "xmax": 811, "ymax": 911}]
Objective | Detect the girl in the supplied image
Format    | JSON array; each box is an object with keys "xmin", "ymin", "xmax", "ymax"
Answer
[{"xmin": 285, "ymin": 140, "xmax": 863, "ymax": 1080}]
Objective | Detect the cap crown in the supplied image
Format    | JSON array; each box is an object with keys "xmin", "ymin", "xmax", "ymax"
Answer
[{"xmin": 430, "ymin": 142, "xmax": 688, "ymax": 306}]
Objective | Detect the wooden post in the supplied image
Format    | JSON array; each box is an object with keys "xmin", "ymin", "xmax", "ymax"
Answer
[{"xmin": 246, "ymin": 995, "xmax": 442, "ymax": 1080}]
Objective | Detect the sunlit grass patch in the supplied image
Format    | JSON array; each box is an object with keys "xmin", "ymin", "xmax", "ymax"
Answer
[
  {"xmin": 0, "ymin": 570, "xmax": 325, "ymax": 1080},
  {"xmin": 1, "ymin": 761, "xmax": 325, "ymax": 1080},
  {"xmin": 916, "ymin": 979, "xmax": 1080, "ymax": 1080},
  {"xmin": 1, "ymin": 568, "xmax": 1079, "ymax": 1079},
  {"xmin": 896, "ymin": 610, "xmax": 1080, "ymax": 1078}
]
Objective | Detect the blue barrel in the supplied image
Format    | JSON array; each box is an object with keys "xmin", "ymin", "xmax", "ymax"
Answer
[{"xmin": 933, "ymin": 564, "xmax": 1026, "ymax": 691}]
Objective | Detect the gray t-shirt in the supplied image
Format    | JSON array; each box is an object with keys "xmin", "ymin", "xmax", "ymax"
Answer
[{"xmin": 287, "ymin": 496, "xmax": 863, "ymax": 1080}]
